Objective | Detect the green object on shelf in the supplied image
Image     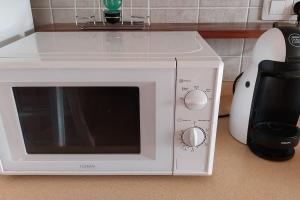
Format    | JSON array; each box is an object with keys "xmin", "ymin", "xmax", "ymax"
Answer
[{"xmin": 103, "ymin": 0, "xmax": 122, "ymax": 11}]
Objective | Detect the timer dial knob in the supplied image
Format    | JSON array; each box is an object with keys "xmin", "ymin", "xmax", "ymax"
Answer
[
  {"xmin": 182, "ymin": 127, "xmax": 206, "ymax": 147},
  {"xmin": 184, "ymin": 90, "xmax": 208, "ymax": 110}
]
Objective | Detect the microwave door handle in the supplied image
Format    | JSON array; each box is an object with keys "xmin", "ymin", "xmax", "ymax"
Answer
[{"xmin": 66, "ymin": 89, "xmax": 96, "ymax": 147}]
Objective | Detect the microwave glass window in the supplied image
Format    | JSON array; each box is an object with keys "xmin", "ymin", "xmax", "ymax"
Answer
[{"xmin": 12, "ymin": 87, "xmax": 141, "ymax": 154}]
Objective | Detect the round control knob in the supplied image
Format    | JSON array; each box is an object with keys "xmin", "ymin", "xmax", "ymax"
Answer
[
  {"xmin": 184, "ymin": 90, "xmax": 208, "ymax": 110},
  {"xmin": 182, "ymin": 127, "xmax": 206, "ymax": 147}
]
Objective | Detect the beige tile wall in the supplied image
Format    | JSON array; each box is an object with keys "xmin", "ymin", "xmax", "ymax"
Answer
[
  {"xmin": 29, "ymin": 0, "xmax": 266, "ymax": 81},
  {"xmin": 30, "ymin": 0, "xmax": 268, "ymax": 25},
  {"xmin": 207, "ymin": 38, "xmax": 258, "ymax": 81}
]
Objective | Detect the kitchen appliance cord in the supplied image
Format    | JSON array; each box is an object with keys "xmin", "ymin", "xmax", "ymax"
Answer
[{"xmin": 218, "ymin": 72, "xmax": 244, "ymax": 118}]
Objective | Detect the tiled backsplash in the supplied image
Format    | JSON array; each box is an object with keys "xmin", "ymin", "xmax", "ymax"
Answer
[
  {"xmin": 31, "ymin": 0, "xmax": 265, "ymax": 26},
  {"xmin": 30, "ymin": 0, "xmax": 263, "ymax": 81},
  {"xmin": 206, "ymin": 38, "xmax": 257, "ymax": 81}
]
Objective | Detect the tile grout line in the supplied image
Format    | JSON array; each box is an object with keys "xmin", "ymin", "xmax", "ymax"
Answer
[
  {"xmin": 246, "ymin": 0, "xmax": 251, "ymax": 23},
  {"xmin": 197, "ymin": 0, "xmax": 201, "ymax": 23},
  {"xmin": 239, "ymin": 0, "xmax": 253, "ymax": 73},
  {"xmin": 31, "ymin": 6, "xmax": 262, "ymax": 10},
  {"xmin": 48, "ymin": 0, "xmax": 54, "ymax": 24},
  {"xmin": 240, "ymin": 38, "xmax": 246, "ymax": 73},
  {"xmin": 219, "ymin": 55, "xmax": 244, "ymax": 58}
]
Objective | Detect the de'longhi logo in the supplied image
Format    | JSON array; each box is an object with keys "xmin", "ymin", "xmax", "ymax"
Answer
[{"xmin": 288, "ymin": 33, "xmax": 300, "ymax": 47}]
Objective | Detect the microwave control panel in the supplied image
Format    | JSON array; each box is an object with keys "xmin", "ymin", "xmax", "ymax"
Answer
[{"xmin": 174, "ymin": 62, "xmax": 222, "ymax": 175}]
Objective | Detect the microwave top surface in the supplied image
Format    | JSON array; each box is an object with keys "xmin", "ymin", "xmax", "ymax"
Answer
[{"xmin": 0, "ymin": 31, "xmax": 219, "ymax": 60}]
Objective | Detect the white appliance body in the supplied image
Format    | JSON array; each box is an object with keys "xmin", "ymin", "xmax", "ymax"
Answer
[
  {"xmin": 0, "ymin": 32, "xmax": 223, "ymax": 175},
  {"xmin": 229, "ymin": 28, "xmax": 286, "ymax": 144}
]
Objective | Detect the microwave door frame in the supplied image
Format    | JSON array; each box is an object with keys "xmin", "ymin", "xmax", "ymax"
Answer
[{"xmin": 0, "ymin": 60, "xmax": 176, "ymax": 175}]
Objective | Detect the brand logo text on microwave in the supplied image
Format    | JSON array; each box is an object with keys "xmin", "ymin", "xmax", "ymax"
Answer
[{"xmin": 80, "ymin": 164, "xmax": 96, "ymax": 169}]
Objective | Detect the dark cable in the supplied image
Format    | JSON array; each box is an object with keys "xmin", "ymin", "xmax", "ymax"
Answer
[
  {"xmin": 218, "ymin": 72, "xmax": 244, "ymax": 118},
  {"xmin": 232, "ymin": 72, "xmax": 244, "ymax": 94},
  {"xmin": 273, "ymin": 22, "xmax": 279, "ymax": 28},
  {"xmin": 219, "ymin": 114, "xmax": 230, "ymax": 118}
]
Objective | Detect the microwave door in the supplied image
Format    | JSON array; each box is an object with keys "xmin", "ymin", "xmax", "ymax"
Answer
[{"xmin": 0, "ymin": 60, "xmax": 176, "ymax": 174}]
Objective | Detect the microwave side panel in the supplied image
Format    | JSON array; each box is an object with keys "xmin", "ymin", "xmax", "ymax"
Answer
[{"xmin": 173, "ymin": 59, "xmax": 223, "ymax": 175}]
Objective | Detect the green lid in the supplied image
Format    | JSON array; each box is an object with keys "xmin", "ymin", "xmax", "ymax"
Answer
[{"xmin": 103, "ymin": 0, "xmax": 122, "ymax": 11}]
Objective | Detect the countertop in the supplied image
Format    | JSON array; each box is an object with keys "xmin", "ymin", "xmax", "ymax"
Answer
[{"xmin": 0, "ymin": 94, "xmax": 299, "ymax": 200}]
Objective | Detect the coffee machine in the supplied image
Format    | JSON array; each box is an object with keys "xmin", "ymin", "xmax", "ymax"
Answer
[{"xmin": 229, "ymin": 25, "xmax": 300, "ymax": 161}]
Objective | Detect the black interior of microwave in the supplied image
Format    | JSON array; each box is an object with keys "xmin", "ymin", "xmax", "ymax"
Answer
[{"xmin": 13, "ymin": 87, "xmax": 141, "ymax": 154}]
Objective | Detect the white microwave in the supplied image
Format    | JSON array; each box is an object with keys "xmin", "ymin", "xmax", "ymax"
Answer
[{"xmin": 0, "ymin": 31, "xmax": 223, "ymax": 175}]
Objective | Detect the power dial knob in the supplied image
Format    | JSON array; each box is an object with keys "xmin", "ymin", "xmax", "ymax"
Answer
[
  {"xmin": 184, "ymin": 90, "xmax": 208, "ymax": 110},
  {"xmin": 182, "ymin": 127, "xmax": 206, "ymax": 147}
]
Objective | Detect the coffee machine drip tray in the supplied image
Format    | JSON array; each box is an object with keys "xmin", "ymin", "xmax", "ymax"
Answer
[{"xmin": 249, "ymin": 122, "xmax": 300, "ymax": 161}]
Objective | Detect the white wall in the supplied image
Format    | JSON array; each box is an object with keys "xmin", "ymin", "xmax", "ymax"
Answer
[{"xmin": 0, "ymin": 0, "xmax": 34, "ymax": 47}]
